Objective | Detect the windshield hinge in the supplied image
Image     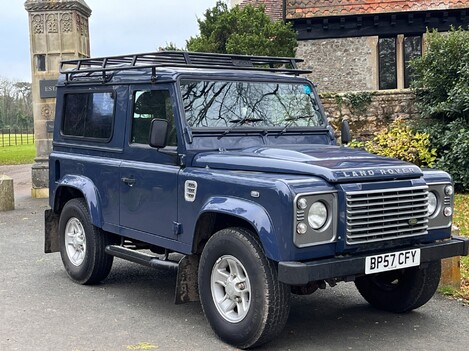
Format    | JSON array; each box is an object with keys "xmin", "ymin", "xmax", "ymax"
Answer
[
  {"xmin": 184, "ymin": 126, "xmax": 193, "ymax": 144},
  {"xmin": 179, "ymin": 154, "xmax": 186, "ymax": 167}
]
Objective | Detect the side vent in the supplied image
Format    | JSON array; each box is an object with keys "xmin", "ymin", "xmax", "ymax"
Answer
[{"xmin": 184, "ymin": 180, "xmax": 198, "ymax": 202}]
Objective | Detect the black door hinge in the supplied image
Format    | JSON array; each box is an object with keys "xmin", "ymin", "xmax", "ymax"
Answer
[{"xmin": 173, "ymin": 222, "xmax": 183, "ymax": 236}]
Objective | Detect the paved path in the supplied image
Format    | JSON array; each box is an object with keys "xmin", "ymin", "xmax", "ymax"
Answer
[
  {"xmin": 1, "ymin": 164, "xmax": 468, "ymax": 351},
  {"xmin": 0, "ymin": 164, "xmax": 33, "ymax": 199}
]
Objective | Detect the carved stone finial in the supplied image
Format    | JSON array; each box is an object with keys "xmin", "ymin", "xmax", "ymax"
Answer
[{"xmin": 24, "ymin": 0, "xmax": 92, "ymax": 18}]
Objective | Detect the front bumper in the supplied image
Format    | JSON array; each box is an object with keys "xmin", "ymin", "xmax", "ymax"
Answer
[{"xmin": 278, "ymin": 237, "xmax": 469, "ymax": 285}]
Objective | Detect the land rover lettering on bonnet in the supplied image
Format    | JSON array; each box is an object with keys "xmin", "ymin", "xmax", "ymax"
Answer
[
  {"xmin": 44, "ymin": 51, "xmax": 469, "ymax": 349},
  {"xmin": 340, "ymin": 167, "xmax": 419, "ymax": 178}
]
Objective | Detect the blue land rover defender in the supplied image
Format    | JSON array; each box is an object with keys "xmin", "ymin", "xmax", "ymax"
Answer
[{"xmin": 45, "ymin": 51, "xmax": 468, "ymax": 349}]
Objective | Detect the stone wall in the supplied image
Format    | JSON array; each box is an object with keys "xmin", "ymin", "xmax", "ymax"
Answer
[
  {"xmin": 297, "ymin": 37, "xmax": 378, "ymax": 93},
  {"xmin": 320, "ymin": 90, "xmax": 419, "ymax": 140}
]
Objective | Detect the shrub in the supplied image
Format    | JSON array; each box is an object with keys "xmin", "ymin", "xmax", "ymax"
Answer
[
  {"xmin": 347, "ymin": 139, "xmax": 365, "ymax": 149},
  {"xmin": 410, "ymin": 27, "xmax": 469, "ymax": 191},
  {"xmin": 360, "ymin": 119, "xmax": 436, "ymax": 168},
  {"xmin": 411, "ymin": 27, "xmax": 469, "ymax": 121},
  {"xmin": 432, "ymin": 120, "xmax": 469, "ymax": 192}
]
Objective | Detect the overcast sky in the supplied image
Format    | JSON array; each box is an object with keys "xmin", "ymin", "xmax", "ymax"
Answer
[{"xmin": 0, "ymin": 0, "xmax": 219, "ymax": 82}]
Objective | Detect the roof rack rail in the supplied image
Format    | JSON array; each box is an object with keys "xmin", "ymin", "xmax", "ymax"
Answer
[{"xmin": 60, "ymin": 51, "xmax": 311, "ymax": 83}]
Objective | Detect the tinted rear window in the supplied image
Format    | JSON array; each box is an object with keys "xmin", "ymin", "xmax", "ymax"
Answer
[{"xmin": 62, "ymin": 92, "xmax": 114, "ymax": 140}]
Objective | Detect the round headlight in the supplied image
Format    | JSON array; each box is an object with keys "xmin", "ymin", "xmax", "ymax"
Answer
[
  {"xmin": 308, "ymin": 201, "xmax": 328, "ymax": 230},
  {"xmin": 428, "ymin": 191, "xmax": 438, "ymax": 216}
]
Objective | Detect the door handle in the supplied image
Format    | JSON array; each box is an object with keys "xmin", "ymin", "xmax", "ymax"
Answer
[{"xmin": 121, "ymin": 177, "xmax": 136, "ymax": 187}]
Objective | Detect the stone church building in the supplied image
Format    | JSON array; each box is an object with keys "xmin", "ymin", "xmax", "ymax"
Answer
[{"xmin": 232, "ymin": 0, "xmax": 469, "ymax": 93}]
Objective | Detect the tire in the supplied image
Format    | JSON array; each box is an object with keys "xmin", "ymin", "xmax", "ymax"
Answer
[
  {"xmin": 59, "ymin": 198, "xmax": 114, "ymax": 285},
  {"xmin": 355, "ymin": 260, "xmax": 441, "ymax": 313},
  {"xmin": 198, "ymin": 227, "xmax": 290, "ymax": 349}
]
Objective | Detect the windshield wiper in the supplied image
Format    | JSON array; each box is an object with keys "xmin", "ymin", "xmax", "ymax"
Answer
[
  {"xmin": 218, "ymin": 117, "xmax": 264, "ymax": 139},
  {"xmin": 278, "ymin": 115, "xmax": 317, "ymax": 136}
]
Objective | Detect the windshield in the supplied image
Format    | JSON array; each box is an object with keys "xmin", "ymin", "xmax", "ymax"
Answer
[{"xmin": 180, "ymin": 80, "xmax": 325, "ymax": 129}]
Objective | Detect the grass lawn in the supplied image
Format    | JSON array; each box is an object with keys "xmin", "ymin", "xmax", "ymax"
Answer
[
  {"xmin": 0, "ymin": 144, "xmax": 36, "ymax": 165},
  {"xmin": 453, "ymin": 193, "xmax": 469, "ymax": 299}
]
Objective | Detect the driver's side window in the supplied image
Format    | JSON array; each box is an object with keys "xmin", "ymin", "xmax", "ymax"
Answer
[{"xmin": 131, "ymin": 90, "xmax": 177, "ymax": 146}]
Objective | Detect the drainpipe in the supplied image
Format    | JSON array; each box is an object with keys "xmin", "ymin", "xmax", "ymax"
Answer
[{"xmin": 282, "ymin": 0, "xmax": 287, "ymax": 22}]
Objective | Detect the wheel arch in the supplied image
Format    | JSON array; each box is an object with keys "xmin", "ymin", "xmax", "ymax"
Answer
[
  {"xmin": 52, "ymin": 175, "xmax": 103, "ymax": 228},
  {"xmin": 192, "ymin": 197, "xmax": 279, "ymax": 260}
]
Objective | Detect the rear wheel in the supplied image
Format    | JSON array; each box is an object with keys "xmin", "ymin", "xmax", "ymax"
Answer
[
  {"xmin": 355, "ymin": 260, "xmax": 441, "ymax": 313},
  {"xmin": 198, "ymin": 227, "xmax": 290, "ymax": 349},
  {"xmin": 59, "ymin": 198, "xmax": 114, "ymax": 285}
]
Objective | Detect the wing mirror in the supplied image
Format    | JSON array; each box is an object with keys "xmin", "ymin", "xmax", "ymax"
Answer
[
  {"xmin": 149, "ymin": 118, "xmax": 168, "ymax": 149},
  {"xmin": 341, "ymin": 120, "xmax": 351, "ymax": 145}
]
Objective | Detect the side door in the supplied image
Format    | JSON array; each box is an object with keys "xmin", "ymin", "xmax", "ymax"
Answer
[{"xmin": 119, "ymin": 85, "xmax": 180, "ymax": 241}]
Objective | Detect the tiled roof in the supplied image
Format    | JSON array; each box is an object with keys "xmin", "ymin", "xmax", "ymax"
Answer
[
  {"xmin": 286, "ymin": 0, "xmax": 469, "ymax": 19},
  {"xmin": 237, "ymin": 0, "xmax": 284, "ymax": 20}
]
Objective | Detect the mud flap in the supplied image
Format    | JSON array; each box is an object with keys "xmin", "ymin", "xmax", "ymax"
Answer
[
  {"xmin": 45, "ymin": 209, "xmax": 60, "ymax": 253},
  {"xmin": 175, "ymin": 254, "xmax": 200, "ymax": 304}
]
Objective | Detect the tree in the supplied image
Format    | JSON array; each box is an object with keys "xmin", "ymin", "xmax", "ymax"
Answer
[
  {"xmin": 158, "ymin": 42, "xmax": 183, "ymax": 51},
  {"xmin": 0, "ymin": 78, "xmax": 33, "ymax": 129},
  {"xmin": 410, "ymin": 27, "xmax": 469, "ymax": 121},
  {"xmin": 186, "ymin": 1, "xmax": 297, "ymax": 57}
]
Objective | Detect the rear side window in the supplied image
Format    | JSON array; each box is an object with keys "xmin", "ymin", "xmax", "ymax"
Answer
[{"xmin": 62, "ymin": 92, "xmax": 114, "ymax": 140}]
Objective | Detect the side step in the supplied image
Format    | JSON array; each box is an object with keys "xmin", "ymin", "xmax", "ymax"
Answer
[
  {"xmin": 105, "ymin": 245, "xmax": 200, "ymax": 304},
  {"xmin": 105, "ymin": 245, "xmax": 178, "ymax": 270}
]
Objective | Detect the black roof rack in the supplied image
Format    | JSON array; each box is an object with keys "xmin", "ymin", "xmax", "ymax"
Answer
[{"xmin": 60, "ymin": 51, "xmax": 311, "ymax": 83}]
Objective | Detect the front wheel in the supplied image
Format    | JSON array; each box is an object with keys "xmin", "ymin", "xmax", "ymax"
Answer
[
  {"xmin": 355, "ymin": 260, "xmax": 441, "ymax": 313},
  {"xmin": 198, "ymin": 227, "xmax": 290, "ymax": 349},
  {"xmin": 59, "ymin": 198, "xmax": 114, "ymax": 285}
]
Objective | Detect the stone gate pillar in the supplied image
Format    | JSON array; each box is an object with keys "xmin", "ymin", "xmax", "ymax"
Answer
[{"xmin": 24, "ymin": 0, "xmax": 91, "ymax": 198}]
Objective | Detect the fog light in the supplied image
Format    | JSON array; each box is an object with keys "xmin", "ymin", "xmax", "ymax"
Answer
[
  {"xmin": 444, "ymin": 207, "xmax": 453, "ymax": 217},
  {"xmin": 445, "ymin": 185, "xmax": 454, "ymax": 196},
  {"xmin": 296, "ymin": 222, "xmax": 308, "ymax": 235}
]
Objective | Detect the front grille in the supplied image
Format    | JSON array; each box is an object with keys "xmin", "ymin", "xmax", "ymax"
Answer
[{"xmin": 346, "ymin": 186, "xmax": 429, "ymax": 245}]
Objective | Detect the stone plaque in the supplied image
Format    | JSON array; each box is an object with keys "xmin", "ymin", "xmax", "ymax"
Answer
[
  {"xmin": 40, "ymin": 79, "xmax": 58, "ymax": 99},
  {"xmin": 46, "ymin": 120, "xmax": 54, "ymax": 133}
]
